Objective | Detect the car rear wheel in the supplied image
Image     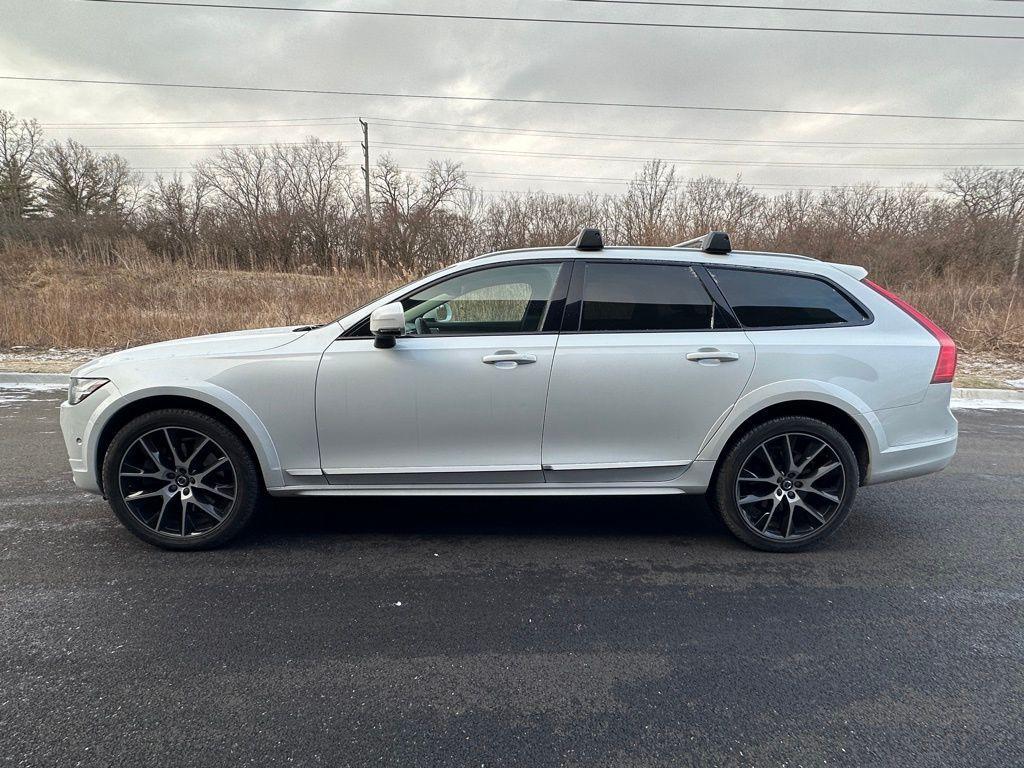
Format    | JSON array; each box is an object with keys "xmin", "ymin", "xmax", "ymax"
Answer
[
  {"xmin": 710, "ymin": 416, "xmax": 859, "ymax": 552},
  {"xmin": 101, "ymin": 409, "xmax": 261, "ymax": 550}
]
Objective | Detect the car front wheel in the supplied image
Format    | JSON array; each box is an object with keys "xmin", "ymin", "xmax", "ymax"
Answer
[
  {"xmin": 710, "ymin": 416, "xmax": 859, "ymax": 552},
  {"xmin": 101, "ymin": 409, "xmax": 261, "ymax": 550}
]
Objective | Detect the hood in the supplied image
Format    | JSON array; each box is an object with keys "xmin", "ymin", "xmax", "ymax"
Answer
[{"xmin": 74, "ymin": 326, "xmax": 309, "ymax": 376}]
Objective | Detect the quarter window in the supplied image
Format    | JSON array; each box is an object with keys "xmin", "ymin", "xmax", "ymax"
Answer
[
  {"xmin": 580, "ymin": 262, "xmax": 716, "ymax": 332},
  {"xmin": 709, "ymin": 268, "xmax": 867, "ymax": 328}
]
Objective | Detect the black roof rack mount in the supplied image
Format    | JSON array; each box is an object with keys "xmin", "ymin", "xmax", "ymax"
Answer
[
  {"xmin": 567, "ymin": 227, "xmax": 604, "ymax": 251},
  {"xmin": 673, "ymin": 231, "xmax": 732, "ymax": 255}
]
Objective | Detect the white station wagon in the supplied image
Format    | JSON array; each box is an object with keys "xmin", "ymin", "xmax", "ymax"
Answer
[{"xmin": 60, "ymin": 229, "xmax": 958, "ymax": 551}]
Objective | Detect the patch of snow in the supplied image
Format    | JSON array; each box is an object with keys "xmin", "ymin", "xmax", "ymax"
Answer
[
  {"xmin": 0, "ymin": 381, "xmax": 67, "ymax": 391},
  {"xmin": 0, "ymin": 395, "xmax": 56, "ymax": 408},
  {"xmin": 951, "ymin": 398, "xmax": 1024, "ymax": 411},
  {"xmin": 0, "ymin": 382, "xmax": 66, "ymax": 407},
  {"xmin": 0, "ymin": 347, "xmax": 105, "ymax": 363}
]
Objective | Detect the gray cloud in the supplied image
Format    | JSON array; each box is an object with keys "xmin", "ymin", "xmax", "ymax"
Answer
[{"xmin": 2, "ymin": 0, "xmax": 1022, "ymax": 195}]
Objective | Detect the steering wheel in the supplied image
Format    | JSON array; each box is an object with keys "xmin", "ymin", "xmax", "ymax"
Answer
[{"xmin": 415, "ymin": 317, "xmax": 433, "ymax": 335}]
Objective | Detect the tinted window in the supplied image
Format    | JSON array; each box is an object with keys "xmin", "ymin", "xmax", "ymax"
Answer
[
  {"xmin": 401, "ymin": 262, "xmax": 564, "ymax": 335},
  {"xmin": 580, "ymin": 263, "xmax": 715, "ymax": 332},
  {"xmin": 709, "ymin": 268, "xmax": 867, "ymax": 328}
]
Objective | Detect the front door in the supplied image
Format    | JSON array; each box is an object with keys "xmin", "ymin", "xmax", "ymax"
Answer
[
  {"xmin": 541, "ymin": 260, "xmax": 754, "ymax": 482},
  {"xmin": 316, "ymin": 261, "xmax": 569, "ymax": 485}
]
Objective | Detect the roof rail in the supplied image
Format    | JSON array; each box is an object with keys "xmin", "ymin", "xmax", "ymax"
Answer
[
  {"xmin": 567, "ymin": 227, "xmax": 604, "ymax": 251},
  {"xmin": 673, "ymin": 231, "xmax": 732, "ymax": 255}
]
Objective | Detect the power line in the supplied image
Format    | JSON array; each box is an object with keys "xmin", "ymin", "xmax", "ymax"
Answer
[
  {"xmin": 454, "ymin": 170, "xmax": 935, "ymax": 190},
  {"xmin": 371, "ymin": 139, "xmax": 1019, "ymax": 169},
  {"xmin": 373, "ymin": 118, "xmax": 1024, "ymax": 151},
  {"xmin": 83, "ymin": 138, "xmax": 995, "ymax": 173},
  {"xmin": 5, "ymin": 75, "xmax": 1023, "ymax": 124},
  {"xmin": 85, "ymin": 136, "xmax": 1001, "ymax": 169},
  {"xmin": 73, "ymin": 0, "xmax": 1024, "ymax": 40},
  {"xmin": 134, "ymin": 164, "xmax": 936, "ymax": 191},
  {"xmin": 42, "ymin": 116, "xmax": 359, "ymax": 127},
  {"xmin": 38, "ymin": 113, "xmax": 1024, "ymax": 149},
  {"xmin": 87, "ymin": 141, "xmax": 357, "ymax": 148},
  {"xmin": 544, "ymin": 0, "xmax": 1024, "ymax": 20},
  {"xmin": 78, "ymin": 135, "xmax": 1024, "ymax": 153}
]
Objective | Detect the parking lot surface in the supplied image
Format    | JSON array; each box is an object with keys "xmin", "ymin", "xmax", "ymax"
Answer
[{"xmin": 2, "ymin": 387, "xmax": 1022, "ymax": 767}]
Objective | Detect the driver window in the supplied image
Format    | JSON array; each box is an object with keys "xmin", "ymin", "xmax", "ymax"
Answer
[
  {"xmin": 444, "ymin": 283, "xmax": 531, "ymax": 323},
  {"xmin": 401, "ymin": 263, "xmax": 564, "ymax": 336}
]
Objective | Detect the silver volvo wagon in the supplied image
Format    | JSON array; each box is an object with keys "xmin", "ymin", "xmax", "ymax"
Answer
[{"xmin": 60, "ymin": 229, "xmax": 958, "ymax": 552}]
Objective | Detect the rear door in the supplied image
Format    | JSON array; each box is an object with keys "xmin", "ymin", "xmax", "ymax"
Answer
[{"xmin": 541, "ymin": 260, "xmax": 754, "ymax": 482}]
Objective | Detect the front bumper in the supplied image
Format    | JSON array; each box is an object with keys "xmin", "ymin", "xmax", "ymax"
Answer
[{"xmin": 59, "ymin": 381, "xmax": 121, "ymax": 495}]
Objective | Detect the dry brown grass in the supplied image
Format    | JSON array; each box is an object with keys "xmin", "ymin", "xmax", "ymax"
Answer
[
  {"xmin": 0, "ymin": 241, "xmax": 413, "ymax": 350},
  {"xmin": 889, "ymin": 274, "xmax": 1024, "ymax": 357},
  {"xmin": 1, "ymin": 241, "xmax": 1022, "ymax": 358}
]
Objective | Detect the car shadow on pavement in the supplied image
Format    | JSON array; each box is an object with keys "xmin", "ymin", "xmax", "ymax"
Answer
[{"xmin": 245, "ymin": 493, "xmax": 729, "ymax": 544}]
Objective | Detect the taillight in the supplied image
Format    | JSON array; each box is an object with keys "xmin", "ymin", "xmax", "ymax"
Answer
[{"xmin": 863, "ymin": 279, "xmax": 957, "ymax": 384}]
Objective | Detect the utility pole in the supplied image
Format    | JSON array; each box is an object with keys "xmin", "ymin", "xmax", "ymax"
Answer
[
  {"xmin": 360, "ymin": 118, "xmax": 372, "ymax": 272},
  {"xmin": 1013, "ymin": 224, "xmax": 1023, "ymax": 283}
]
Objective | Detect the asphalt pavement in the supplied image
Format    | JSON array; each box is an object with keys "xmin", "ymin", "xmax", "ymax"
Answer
[{"xmin": 1, "ymin": 386, "xmax": 1022, "ymax": 767}]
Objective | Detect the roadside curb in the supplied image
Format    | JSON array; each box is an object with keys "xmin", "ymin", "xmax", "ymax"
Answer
[
  {"xmin": 0, "ymin": 372, "xmax": 70, "ymax": 385},
  {"xmin": 951, "ymin": 387, "xmax": 1024, "ymax": 410},
  {"xmin": 952, "ymin": 387, "xmax": 1024, "ymax": 402}
]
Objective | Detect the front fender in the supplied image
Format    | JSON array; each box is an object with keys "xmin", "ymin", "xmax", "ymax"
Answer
[{"xmin": 86, "ymin": 382, "xmax": 285, "ymax": 491}]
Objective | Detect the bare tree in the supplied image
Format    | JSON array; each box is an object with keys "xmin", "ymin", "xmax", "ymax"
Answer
[
  {"xmin": 274, "ymin": 138, "xmax": 353, "ymax": 270},
  {"xmin": 943, "ymin": 167, "xmax": 1024, "ymax": 224},
  {"xmin": 196, "ymin": 144, "xmax": 297, "ymax": 268},
  {"xmin": 140, "ymin": 173, "xmax": 212, "ymax": 259},
  {"xmin": 35, "ymin": 139, "xmax": 141, "ymax": 220},
  {"xmin": 942, "ymin": 167, "xmax": 1024, "ymax": 278},
  {"xmin": 372, "ymin": 156, "xmax": 468, "ymax": 268},
  {"xmin": 675, "ymin": 175, "xmax": 764, "ymax": 246},
  {"xmin": 612, "ymin": 159, "xmax": 677, "ymax": 245},
  {"xmin": 756, "ymin": 189, "xmax": 817, "ymax": 251},
  {"xmin": 0, "ymin": 109, "xmax": 43, "ymax": 221},
  {"xmin": 195, "ymin": 139, "xmax": 353, "ymax": 270},
  {"xmin": 196, "ymin": 145, "xmax": 271, "ymax": 233},
  {"xmin": 5, "ymin": 101, "xmax": 1024, "ymax": 284}
]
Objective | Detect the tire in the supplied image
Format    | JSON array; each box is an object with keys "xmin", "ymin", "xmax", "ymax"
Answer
[
  {"xmin": 708, "ymin": 416, "xmax": 859, "ymax": 552},
  {"xmin": 101, "ymin": 408, "xmax": 262, "ymax": 550}
]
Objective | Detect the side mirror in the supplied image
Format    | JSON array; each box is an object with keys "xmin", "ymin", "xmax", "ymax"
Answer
[{"xmin": 369, "ymin": 301, "xmax": 405, "ymax": 349}]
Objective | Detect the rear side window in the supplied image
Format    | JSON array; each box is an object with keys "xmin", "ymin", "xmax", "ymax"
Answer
[
  {"xmin": 580, "ymin": 262, "xmax": 715, "ymax": 331},
  {"xmin": 709, "ymin": 268, "xmax": 867, "ymax": 329}
]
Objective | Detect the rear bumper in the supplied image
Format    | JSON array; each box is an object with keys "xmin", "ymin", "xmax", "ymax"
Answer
[
  {"xmin": 864, "ymin": 432, "xmax": 957, "ymax": 485},
  {"xmin": 863, "ymin": 383, "xmax": 958, "ymax": 485}
]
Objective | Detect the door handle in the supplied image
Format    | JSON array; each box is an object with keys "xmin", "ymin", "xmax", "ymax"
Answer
[
  {"xmin": 482, "ymin": 351, "xmax": 537, "ymax": 366},
  {"xmin": 686, "ymin": 349, "xmax": 740, "ymax": 363}
]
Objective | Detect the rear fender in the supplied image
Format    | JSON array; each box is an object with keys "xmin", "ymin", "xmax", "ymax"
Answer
[{"xmin": 696, "ymin": 379, "xmax": 884, "ymax": 466}]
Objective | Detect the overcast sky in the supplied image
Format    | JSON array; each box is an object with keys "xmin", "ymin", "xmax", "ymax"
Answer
[{"xmin": 2, "ymin": 0, "xmax": 1023, "ymax": 197}]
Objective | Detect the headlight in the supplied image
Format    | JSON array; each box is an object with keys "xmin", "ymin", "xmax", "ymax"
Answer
[{"xmin": 68, "ymin": 377, "xmax": 109, "ymax": 405}]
